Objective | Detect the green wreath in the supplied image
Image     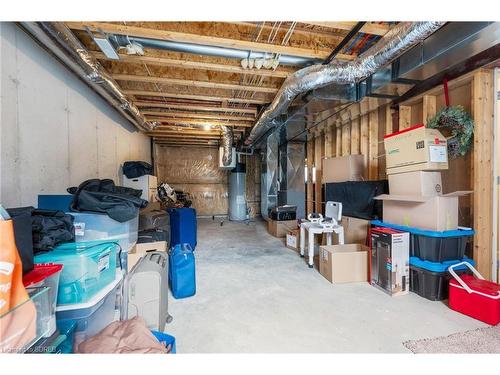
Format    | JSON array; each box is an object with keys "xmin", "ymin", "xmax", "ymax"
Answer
[{"xmin": 427, "ymin": 105, "xmax": 474, "ymax": 159}]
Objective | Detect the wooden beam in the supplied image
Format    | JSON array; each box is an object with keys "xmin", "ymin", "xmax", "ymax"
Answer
[
  {"xmin": 399, "ymin": 105, "xmax": 412, "ymax": 130},
  {"xmin": 134, "ymin": 101, "xmax": 257, "ymax": 114},
  {"xmin": 93, "ymin": 52, "xmax": 291, "ymax": 78},
  {"xmin": 422, "ymin": 95, "xmax": 437, "ymax": 126},
  {"xmin": 472, "ymin": 69, "xmax": 494, "ymax": 280},
  {"xmin": 147, "ymin": 115, "xmax": 253, "ymax": 125},
  {"xmin": 154, "ymin": 142, "xmax": 218, "ymax": 148},
  {"xmin": 142, "ymin": 110, "xmax": 254, "ymax": 121},
  {"xmin": 305, "ymin": 22, "xmax": 390, "ymax": 36},
  {"xmin": 66, "ymin": 22, "xmax": 340, "ymax": 60},
  {"xmin": 124, "ymin": 90, "xmax": 269, "ymax": 104},
  {"xmin": 368, "ymin": 109, "xmax": 379, "ymax": 180},
  {"xmin": 113, "ymin": 74, "xmax": 279, "ymax": 93},
  {"xmin": 341, "ymin": 123, "xmax": 351, "ymax": 156},
  {"xmin": 153, "ymin": 119, "xmax": 252, "ymax": 127}
]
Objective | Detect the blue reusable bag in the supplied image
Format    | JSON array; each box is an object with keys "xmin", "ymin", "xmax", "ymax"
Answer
[{"xmin": 168, "ymin": 243, "xmax": 196, "ymax": 299}]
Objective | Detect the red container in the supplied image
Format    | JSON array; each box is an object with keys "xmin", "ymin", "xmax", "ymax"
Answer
[{"xmin": 448, "ymin": 262, "xmax": 500, "ymax": 325}]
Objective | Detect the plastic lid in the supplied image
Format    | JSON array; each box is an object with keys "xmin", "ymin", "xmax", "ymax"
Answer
[
  {"xmin": 410, "ymin": 257, "xmax": 475, "ymax": 273},
  {"xmin": 371, "ymin": 220, "xmax": 475, "ymax": 238},
  {"xmin": 450, "ymin": 275, "xmax": 500, "ymax": 297},
  {"xmin": 371, "ymin": 226, "xmax": 406, "ymax": 235},
  {"xmin": 35, "ymin": 241, "xmax": 118, "ymax": 262},
  {"xmin": 23, "ymin": 264, "xmax": 63, "ymax": 287}
]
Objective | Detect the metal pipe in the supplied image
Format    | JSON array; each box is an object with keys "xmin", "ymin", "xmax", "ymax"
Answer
[
  {"xmin": 19, "ymin": 22, "xmax": 154, "ymax": 132},
  {"xmin": 244, "ymin": 22, "xmax": 445, "ymax": 146},
  {"xmin": 114, "ymin": 35, "xmax": 320, "ymax": 67}
]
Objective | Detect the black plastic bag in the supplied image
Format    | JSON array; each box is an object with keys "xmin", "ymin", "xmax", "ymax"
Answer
[{"xmin": 123, "ymin": 161, "xmax": 153, "ymax": 179}]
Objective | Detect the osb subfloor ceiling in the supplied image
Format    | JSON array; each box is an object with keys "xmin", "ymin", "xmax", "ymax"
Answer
[{"xmin": 67, "ymin": 22, "xmax": 394, "ymax": 146}]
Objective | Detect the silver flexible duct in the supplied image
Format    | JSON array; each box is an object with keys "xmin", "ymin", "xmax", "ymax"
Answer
[
  {"xmin": 220, "ymin": 125, "xmax": 233, "ymax": 166},
  {"xmin": 19, "ymin": 22, "xmax": 153, "ymax": 132},
  {"xmin": 244, "ymin": 22, "xmax": 445, "ymax": 146}
]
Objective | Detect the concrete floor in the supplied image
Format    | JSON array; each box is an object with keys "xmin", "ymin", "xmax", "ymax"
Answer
[{"xmin": 166, "ymin": 218, "xmax": 486, "ymax": 353}]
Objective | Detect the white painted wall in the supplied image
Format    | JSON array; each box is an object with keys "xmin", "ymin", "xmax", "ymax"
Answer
[{"xmin": 0, "ymin": 23, "xmax": 151, "ymax": 208}]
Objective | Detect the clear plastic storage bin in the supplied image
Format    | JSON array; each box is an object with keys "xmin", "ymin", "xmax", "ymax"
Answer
[
  {"xmin": 35, "ymin": 242, "xmax": 117, "ymax": 305},
  {"xmin": 23, "ymin": 264, "xmax": 63, "ymax": 337},
  {"xmin": 0, "ymin": 287, "xmax": 50, "ymax": 353},
  {"xmin": 55, "ymin": 274, "xmax": 122, "ymax": 351},
  {"xmin": 69, "ymin": 212, "xmax": 138, "ymax": 251}
]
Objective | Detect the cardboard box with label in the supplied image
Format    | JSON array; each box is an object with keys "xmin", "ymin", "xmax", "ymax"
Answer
[
  {"xmin": 322, "ymin": 155, "xmax": 366, "ymax": 183},
  {"xmin": 375, "ymin": 191, "xmax": 472, "ymax": 231},
  {"xmin": 319, "ymin": 244, "xmax": 369, "ymax": 283},
  {"xmin": 122, "ymin": 174, "xmax": 158, "ymax": 202},
  {"xmin": 286, "ymin": 229, "xmax": 300, "ymax": 252},
  {"xmin": 268, "ymin": 219, "xmax": 297, "ymax": 238},
  {"xmin": 388, "ymin": 171, "xmax": 443, "ymax": 196},
  {"xmin": 384, "ymin": 125, "xmax": 448, "ymax": 175},
  {"xmin": 128, "ymin": 241, "xmax": 167, "ymax": 272}
]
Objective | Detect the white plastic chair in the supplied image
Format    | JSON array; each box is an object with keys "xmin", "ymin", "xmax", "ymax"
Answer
[{"xmin": 300, "ymin": 201, "xmax": 345, "ymax": 268}]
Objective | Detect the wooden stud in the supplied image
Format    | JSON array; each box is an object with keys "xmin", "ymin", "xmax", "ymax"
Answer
[
  {"xmin": 385, "ymin": 105, "xmax": 394, "ymax": 135},
  {"xmin": 368, "ymin": 109, "xmax": 379, "ymax": 180},
  {"xmin": 335, "ymin": 121, "xmax": 342, "ymax": 157},
  {"xmin": 113, "ymin": 74, "xmax": 278, "ymax": 94},
  {"xmin": 351, "ymin": 117, "xmax": 360, "ymax": 155},
  {"xmin": 67, "ymin": 22, "xmax": 338, "ymax": 60},
  {"xmin": 399, "ymin": 105, "xmax": 412, "ymax": 130},
  {"xmin": 360, "ymin": 114, "xmax": 369, "ymax": 173},
  {"xmin": 472, "ymin": 69, "xmax": 494, "ymax": 280},
  {"xmin": 93, "ymin": 52, "xmax": 291, "ymax": 78},
  {"xmin": 306, "ymin": 138, "xmax": 314, "ymax": 216},
  {"xmin": 324, "ymin": 124, "xmax": 334, "ymax": 158},
  {"xmin": 342, "ymin": 123, "xmax": 351, "ymax": 156},
  {"xmin": 315, "ymin": 134, "xmax": 323, "ymax": 213},
  {"xmin": 422, "ymin": 95, "xmax": 437, "ymax": 126}
]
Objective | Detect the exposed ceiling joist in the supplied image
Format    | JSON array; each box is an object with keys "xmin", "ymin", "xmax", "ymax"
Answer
[
  {"xmin": 232, "ymin": 22, "xmax": 346, "ymax": 40},
  {"xmin": 142, "ymin": 110, "xmax": 254, "ymax": 121},
  {"xmin": 152, "ymin": 119, "xmax": 253, "ymax": 127},
  {"xmin": 113, "ymin": 74, "xmax": 278, "ymax": 93},
  {"xmin": 305, "ymin": 22, "xmax": 390, "ymax": 36},
  {"xmin": 147, "ymin": 116, "xmax": 253, "ymax": 125},
  {"xmin": 66, "ymin": 22, "xmax": 354, "ymax": 61},
  {"xmin": 124, "ymin": 90, "xmax": 269, "ymax": 104},
  {"xmin": 134, "ymin": 101, "xmax": 257, "ymax": 114},
  {"xmin": 93, "ymin": 52, "xmax": 291, "ymax": 78}
]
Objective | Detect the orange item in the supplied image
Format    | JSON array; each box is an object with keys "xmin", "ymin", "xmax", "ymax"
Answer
[{"xmin": 0, "ymin": 219, "xmax": 37, "ymax": 352}]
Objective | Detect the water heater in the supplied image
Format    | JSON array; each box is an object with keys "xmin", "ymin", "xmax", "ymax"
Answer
[{"xmin": 229, "ymin": 163, "xmax": 247, "ymax": 221}]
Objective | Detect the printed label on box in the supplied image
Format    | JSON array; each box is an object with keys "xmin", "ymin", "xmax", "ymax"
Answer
[
  {"xmin": 286, "ymin": 234, "xmax": 297, "ymax": 248},
  {"xmin": 98, "ymin": 254, "xmax": 110, "ymax": 272},
  {"xmin": 74, "ymin": 222, "xmax": 85, "ymax": 236},
  {"xmin": 429, "ymin": 145, "xmax": 447, "ymax": 163},
  {"xmin": 321, "ymin": 249, "xmax": 329, "ymax": 261}
]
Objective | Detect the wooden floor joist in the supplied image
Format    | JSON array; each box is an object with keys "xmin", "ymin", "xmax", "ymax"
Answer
[
  {"xmin": 124, "ymin": 90, "xmax": 269, "ymax": 104},
  {"xmin": 134, "ymin": 101, "xmax": 258, "ymax": 114},
  {"xmin": 113, "ymin": 74, "xmax": 279, "ymax": 93},
  {"xmin": 93, "ymin": 52, "xmax": 292, "ymax": 78},
  {"xmin": 66, "ymin": 22, "xmax": 339, "ymax": 60},
  {"xmin": 305, "ymin": 22, "xmax": 390, "ymax": 36},
  {"xmin": 142, "ymin": 110, "xmax": 254, "ymax": 121},
  {"xmin": 152, "ymin": 119, "xmax": 253, "ymax": 127}
]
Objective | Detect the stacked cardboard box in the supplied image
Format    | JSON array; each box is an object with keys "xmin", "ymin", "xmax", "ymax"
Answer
[{"xmin": 376, "ymin": 124, "xmax": 471, "ymax": 231}]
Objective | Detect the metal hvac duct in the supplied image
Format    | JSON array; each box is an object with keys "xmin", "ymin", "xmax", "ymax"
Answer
[
  {"xmin": 19, "ymin": 22, "xmax": 153, "ymax": 132},
  {"xmin": 244, "ymin": 21, "xmax": 445, "ymax": 146},
  {"xmin": 113, "ymin": 35, "xmax": 319, "ymax": 67},
  {"xmin": 220, "ymin": 125, "xmax": 233, "ymax": 166}
]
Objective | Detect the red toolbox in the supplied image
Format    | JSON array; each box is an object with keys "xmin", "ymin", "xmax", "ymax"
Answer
[{"xmin": 448, "ymin": 262, "xmax": 500, "ymax": 325}]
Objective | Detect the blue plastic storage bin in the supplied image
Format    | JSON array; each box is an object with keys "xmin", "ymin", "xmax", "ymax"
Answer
[
  {"xmin": 151, "ymin": 331, "xmax": 176, "ymax": 353},
  {"xmin": 168, "ymin": 208, "xmax": 197, "ymax": 249},
  {"xmin": 55, "ymin": 274, "xmax": 122, "ymax": 351},
  {"xmin": 35, "ymin": 241, "xmax": 117, "ymax": 305},
  {"xmin": 371, "ymin": 220, "xmax": 474, "ymax": 262},
  {"xmin": 169, "ymin": 243, "xmax": 196, "ymax": 299},
  {"xmin": 38, "ymin": 194, "xmax": 73, "ymax": 212}
]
